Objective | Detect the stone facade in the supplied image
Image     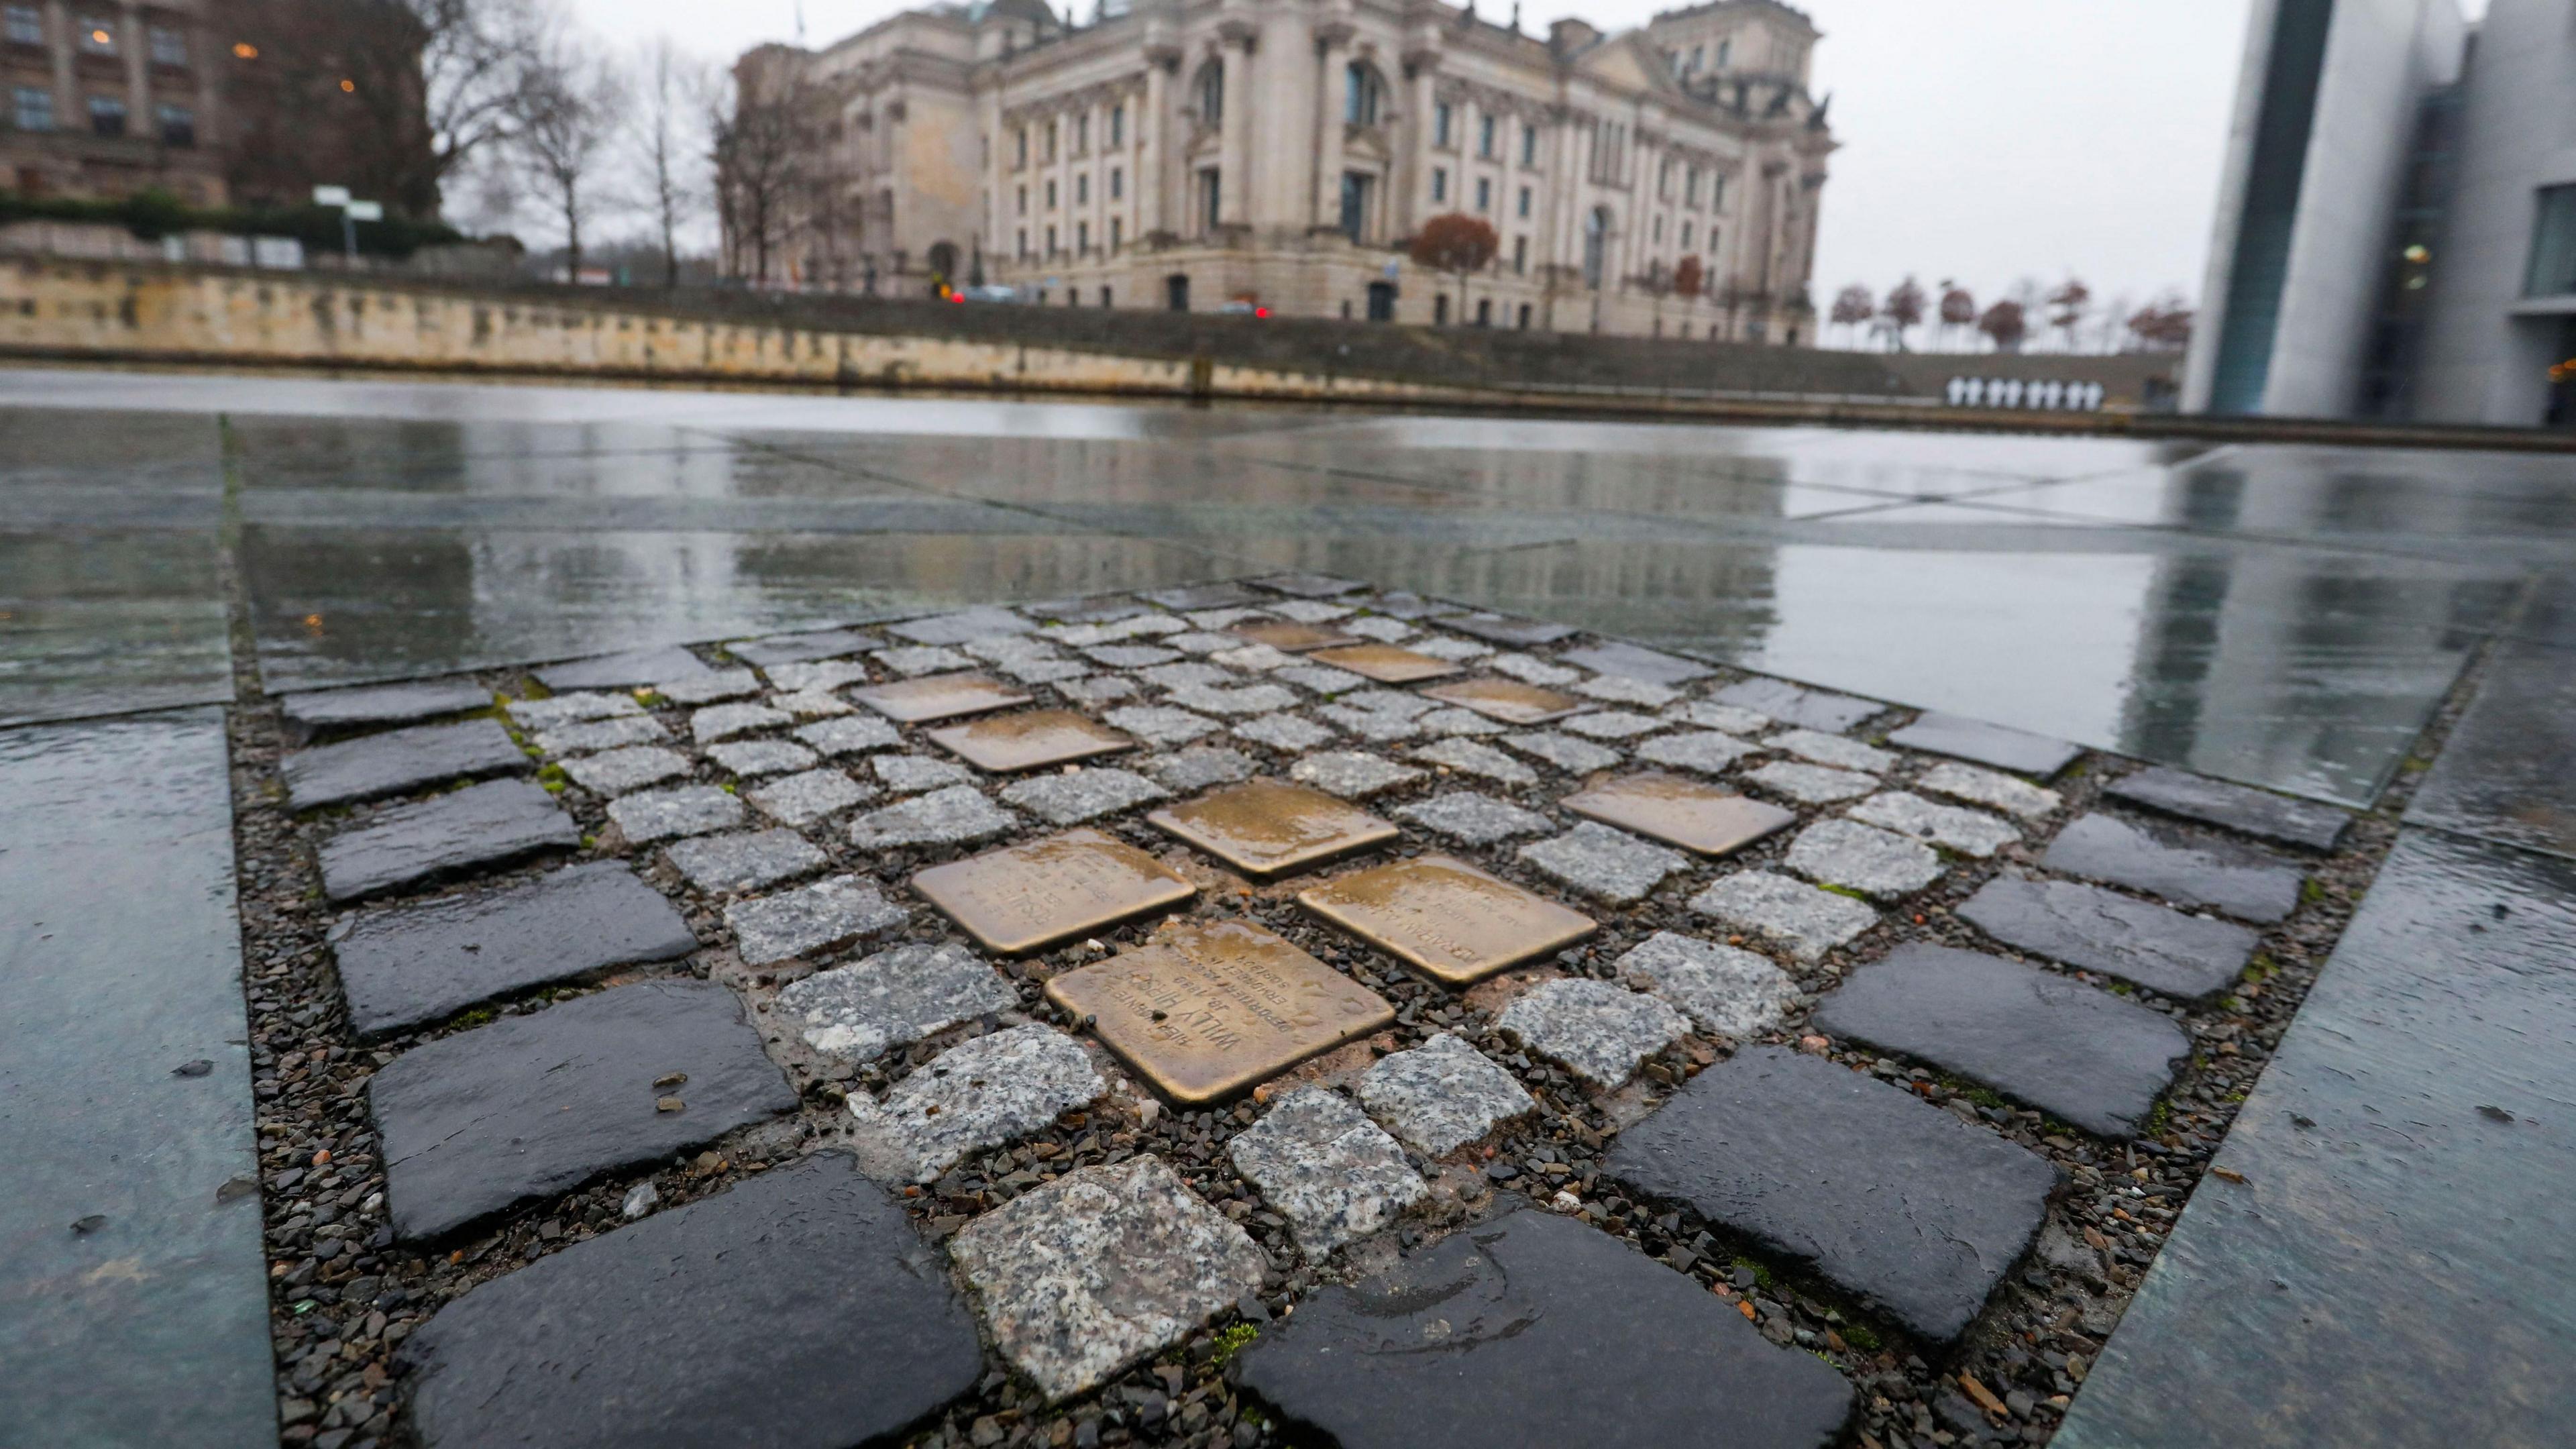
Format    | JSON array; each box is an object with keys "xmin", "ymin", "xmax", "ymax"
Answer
[
  {"xmin": 731, "ymin": 0, "xmax": 1835, "ymax": 341},
  {"xmin": 0, "ymin": 0, "xmax": 227, "ymax": 203}
]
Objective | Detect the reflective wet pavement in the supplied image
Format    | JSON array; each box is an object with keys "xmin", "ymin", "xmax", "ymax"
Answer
[{"xmin": 6, "ymin": 370, "xmax": 2567, "ymax": 807}]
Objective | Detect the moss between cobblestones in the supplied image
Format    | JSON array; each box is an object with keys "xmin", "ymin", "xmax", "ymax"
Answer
[{"xmin": 217, "ymin": 582, "xmax": 2491, "ymax": 1449}]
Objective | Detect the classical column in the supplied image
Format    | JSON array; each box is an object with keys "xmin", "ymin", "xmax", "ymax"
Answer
[
  {"xmin": 1311, "ymin": 19, "xmax": 1353, "ymax": 231},
  {"xmin": 1403, "ymin": 50, "xmax": 1437, "ymax": 229},
  {"xmin": 1216, "ymin": 20, "xmax": 1254, "ymax": 228}
]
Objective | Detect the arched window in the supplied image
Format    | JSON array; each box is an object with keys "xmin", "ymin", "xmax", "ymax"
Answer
[
  {"xmin": 1582, "ymin": 206, "xmax": 1612, "ymax": 289},
  {"xmin": 1345, "ymin": 62, "xmax": 1384, "ymax": 127},
  {"xmin": 1195, "ymin": 62, "xmax": 1224, "ymax": 125}
]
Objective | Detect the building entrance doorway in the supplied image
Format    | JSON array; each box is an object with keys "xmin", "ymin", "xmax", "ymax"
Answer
[
  {"xmin": 1366, "ymin": 282, "xmax": 1396, "ymax": 321},
  {"xmin": 1166, "ymin": 274, "xmax": 1191, "ymax": 312}
]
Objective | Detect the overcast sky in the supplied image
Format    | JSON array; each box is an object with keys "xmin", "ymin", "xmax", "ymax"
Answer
[{"xmin": 566, "ymin": 0, "xmax": 2434, "ymax": 330}]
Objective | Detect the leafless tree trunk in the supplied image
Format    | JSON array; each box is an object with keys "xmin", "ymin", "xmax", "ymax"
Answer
[
  {"xmin": 710, "ymin": 63, "xmax": 814, "ymax": 286},
  {"xmin": 402, "ymin": 0, "xmax": 546, "ymax": 206},
  {"xmin": 511, "ymin": 25, "xmax": 627, "ymax": 283},
  {"xmin": 632, "ymin": 37, "xmax": 707, "ymax": 289}
]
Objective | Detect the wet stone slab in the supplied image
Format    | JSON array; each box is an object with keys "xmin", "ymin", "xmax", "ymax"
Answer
[
  {"xmin": 1394, "ymin": 791, "xmax": 1554, "ymax": 846},
  {"xmin": 335, "ymin": 862, "xmax": 699, "ymax": 1040},
  {"xmin": 1784, "ymin": 818, "xmax": 1945, "ymax": 900},
  {"xmin": 1955, "ymin": 876, "xmax": 2259, "ymax": 1002},
  {"xmin": 794, "ymin": 716, "xmax": 904, "ymax": 757},
  {"xmin": 1234, "ymin": 714, "xmax": 1336, "ymax": 752},
  {"xmin": 775, "ymin": 942, "xmax": 1016, "ymax": 1065},
  {"xmin": 1560, "ymin": 639, "xmax": 1717, "ymax": 687},
  {"xmin": 607, "ymin": 785, "xmax": 745, "ymax": 844},
  {"xmin": 1919, "ymin": 761, "xmax": 2061, "ymax": 820},
  {"xmin": 1887, "ymin": 712, "xmax": 2082, "ymax": 779},
  {"xmin": 1165, "ymin": 682, "xmax": 1301, "ymax": 718},
  {"xmin": 1501, "ymin": 731, "xmax": 1622, "ymax": 774},
  {"xmin": 1848, "ymin": 791, "xmax": 2019, "ymax": 857},
  {"xmin": 400, "ymin": 1153, "xmax": 981, "ymax": 1449},
  {"xmin": 1711, "ymin": 678, "xmax": 1880, "ymax": 733},
  {"xmin": 746, "ymin": 767, "xmax": 874, "ymax": 827},
  {"xmin": 282, "ymin": 716, "xmax": 529, "ymax": 810},
  {"xmin": 1517, "ymin": 822, "xmax": 1691, "ymax": 905},
  {"xmin": 505, "ymin": 691, "xmax": 643, "ymax": 731},
  {"xmin": 1226, "ymin": 1087, "xmax": 1427, "ymax": 1258},
  {"xmin": 320, "ymin": 779, "xmax": 580, "ymax": 902},
  {"xmin": 1634, "ymin": 729, "xmax": 1758, "ymax": 775},
  {"xmin": 705, "ymin": 739, "xmax": 818, "ymax": 777},
  {"xmin": 726, "ymin": 626, "xmax": 882, "ymax": 667},
  {"xmin": 370, "ymin": 980, "xmax": 797, "ymax": 1240},
  {"xmin": 771, "ymin": 688, "xmax": 855, "ymax": 719},
  {"xmin": 998, "ymin": 766, "xmax": 1168, "ymax": 825},
  {"xmin": 1254, "ymin": 572, "xmax": 1368, "ymax": 599},
  {"xmin": 1688, "ymin": 871, "xmax": 1878, "ymax": 962},
  {"xmin": 564, "ymin": 745, "xmax": 692, "ymax": 796},
  {"xmin": 948, "ymin": 1155, "xmax": 1268, "ymax": 1400},
  {"xmin": 1289, "ymin": 751, "xmax": 1426, "ymax": 799},
  {"xmin": 1409, "ymin": 737, "xmax": 1537, "ymax": 786},
  {"xmin": 1496, "ymin": 979, "xmax": 1689, "ymax": 1088},
  {"xmin": 1234, "ymin": 1207, "xmax": 1852, "ymax": 1449},
  {"xmin": 537, "ymin": 645, "xmax": 713, "ymax": 689},
  {"xmin": 657, "ymin": 669, "xmax": 762, "ymax": 707},
  {"xmin": 1667, "ymin": 700, "xmax": 1774, "ymax": 735},
  {"xmin": 1606, "ymin": 1046, "xmax": 2058, "ymax": 1344},
  {"xmin": 1102, "ymin": 704, "xmax": 1221, "ymax": 747},
  {"xmin": 533, "ymin": 713, "xmax": 667, "ymax": 756},
  {"xmin": 2045, "ymin": 812, "xmax": 2306, "ymax": 924},
  {"xmin": 1615, "ymin": 931, "xmax": 1800, "ymax": 1041},
  {"xmin": 692, "ymin": 702, "xmax": 793, "ymax": 744},
  {"xmin": 847, "ymin": 1026, "xmax": 1106, "ymax": 1184},
  {"xmin": 1445, "ymin": 612, "xmax": 1578, "ymax": 647},
  {"xmin": 1140, "ymin": 746, "xmax": 1256, "ymax": 792},
  {"xmin": 847, "ymin": 785, "xmax": 1017, "ymax": 849},
  {"xmin": 279, "ymin": 679, "xmax": 488, "ymax": 739},
  {"xmin": 726, "ymin": 875, "xmax": 909, "ymax": 965},
  {"xmin": 1811, "ymin": 945, "xmax": 2192, "ymax": 1139},
  {"xmin": 873, "ymin": 754, "xmax": 976, "ymax": 794},
  {"xmin": 874, "ymin": 645, "xmax": 975, "ymax": 676},
  {"xmin": 665, "ymin": 828, "xmax": 828, "ymax": 894},
  {"xmin": 1355, "ymin": 1031, "xmax": 1537, "ymax": 1155},
  {"xmin": 1769, "ymin": 729, "xmax": 1896, "ymax": 774},
  {"xmin": 2106, "ymin": 765, "xmax": 2352, "ymax": 852},
  {"xmin": 765, "ymin": 658, "xmax": 873, "ymax": 694},
  {"xmin": 885, "ymin": 604, "xmax": 1038, "ymax": 645},
  {"xmin": 1558, "ymin": 710, "xmax": 1670, "ymax": 742},
  {"xmin": 1746, "ymin": 761, "xmax": 1879, "ymax": 806}
]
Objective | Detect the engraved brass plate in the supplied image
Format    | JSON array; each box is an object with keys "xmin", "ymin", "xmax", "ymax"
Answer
[
  {"xmin": 1306, "ymin": 644, "xmax": 1465, "ymax": 685},
  {"xmin": 1230, "ymin": 619, "xmax": 1362, "ymax": 653},
  {"xmin": 1420, "ymin": 678, "xmax": 1584, "ymax": 724},
  {"xmin": 913, "ymin": 828, "xmax": 1198, "ymax": 955},
  {"xmin": 1298, "ymin": 855, "xmax": 1597, "ymax": 986},
  {"xmin": 1563, "ymin": 771, "xmax": 1797, "ymax": 857},
  {"xmin": 1147, "ymin": 779, "xmax": 1399, "ymax": 878},
  {"xmin": 1046, "ymin": 920, "xmax": 1395, "ymax": 1105},
  {"xmin": 927, "ymin": 709, "xmax": 1134, "ymax": 773},
  {"xmin": 853, "ymin": 672, "xmax": 1035, "ymax": 724}
]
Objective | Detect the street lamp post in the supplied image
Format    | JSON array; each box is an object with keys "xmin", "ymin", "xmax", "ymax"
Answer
[{"xmin": 312, "ymin": 186, "xmax": 382, "ymax": 266}]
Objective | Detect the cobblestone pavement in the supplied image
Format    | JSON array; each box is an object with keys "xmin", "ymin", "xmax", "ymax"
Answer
[{"xmin": 226, "ymin": 576, "xmax": 2396, "ymax": 1449}]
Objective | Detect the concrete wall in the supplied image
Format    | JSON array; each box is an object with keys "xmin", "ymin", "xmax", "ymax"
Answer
[
  {"xmin": 2184, "ymin": 0, "xmax": 2294, "ymax": 415},
  {"xmin": 2413, "ymin": 0, "xmax": 2576, "ymax": 425}
]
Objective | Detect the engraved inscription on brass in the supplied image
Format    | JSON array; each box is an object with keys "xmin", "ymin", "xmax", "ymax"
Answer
[
  {"xmin": 1046, "ymin": 920, "xmax": 1394, "ymax": 1104},
  {"xmin": 1147, "ymin": 779, "xmax": 1399, "ymax": 878},
  {"xmin": 1306, "ymin": 644, "xmax": 1464, "ymax": 685},
  {"xmin": 853, "ymin": 672, "xmax": 1035, "ymax": 724},
  {"xmin": 1230, "ymin": 619, "xmax": 1362, "ymax": 653},
  {"xmin": 1420, "ymin": 678, "xmax": 1584, "ymax": 725},
  {"xmin": 927, "ymin": 709, "xmax": 1134, "ymax": 773},
  {"xmin": 913, "ymin": 828, "xmax": 1198, "ymax": 955},
  {"xmin": 1563, "ymin": 772, "xmax": 1796, "ymax": 857},
  {"xmin": 1298, "ymin": 855, "xmax": 1597, "ymax": 987}
]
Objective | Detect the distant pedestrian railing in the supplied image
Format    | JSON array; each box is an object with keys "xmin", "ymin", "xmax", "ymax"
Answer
[{"xmin": 1947, "ymin": 377, "xmax": 2105, "ymax": 411}]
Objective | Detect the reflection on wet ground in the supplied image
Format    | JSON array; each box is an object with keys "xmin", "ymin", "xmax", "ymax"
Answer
[{"xmin": 5, "ymin": 370, "xmax": 2571, "ymax": 806}]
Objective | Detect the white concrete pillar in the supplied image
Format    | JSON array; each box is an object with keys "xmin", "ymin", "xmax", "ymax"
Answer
[
  {"xmin": 1217, "ymin": 23, "xmax": 1254, "ymax": 227},
  {"xmin": 1141, "ymin": 52, "xmax": 1171, "ymax": 240}
]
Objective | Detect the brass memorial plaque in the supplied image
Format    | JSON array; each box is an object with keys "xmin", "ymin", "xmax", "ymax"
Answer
[
  {"xmin": 1046, "ymin": 920, "xmax": 1395, "ymax": 1105},
  {"xmin": 853, "ymin": 672, "xmax": 1035, "ymax": 724},
  {"xmin": 1563, "ymin": 771, "xmax": 1797, "ymax": 857},
  {"xmin": 928, "ymin": 709, "xmax": 1134, "ymax": 773},
  {"xmin": 1420, "ymin": 678, "xmax": 1585, "ymax": 725},
  {"xmin": 913, "ymin": 828, "xmax": 1198, "ymax": 955},
  {"xmin": 1298, "ymin": 855, "xmax": 1597, "ymax": 986},
  {"xmin": 1147, "ymin": 779, "xmax": 1399, "ymax": 879},
  {"xmin": 1307, "ymin": 644, "xmax": 1464, "ymax": 685},
  {"xmin": 1230, "ymin": 619, "xmax": 1362, "ymax": 653}
]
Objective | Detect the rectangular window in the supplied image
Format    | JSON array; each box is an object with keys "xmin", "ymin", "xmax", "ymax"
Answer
[
  {"xmin": 1110, "ymin": 104, "xmax": 1124, "ymax": 148},
  {"xmin": 1199, "ymin": 168, "xmax": 1221, "ymax": 231},
  {"xmin": 1076, "ymin": 173, "xmax": 1088, "ymax": 205},
  {"xmin": 1016, "ymin": 129, "xmax": 1028, "ymax": 167},
  {"xmin": 1045, "ymin": 179, "xmax": 1057, "ymax": 210},
  {"xmin": 1434, "ymin": 101, "xmax": 1452, "ymax": 148},
  {"xmin": 1517, "ymin": 186, "xmax": 1531, "ymax": 219},
  {"xmin": 1680, "ymin": 220, "xmax": 1694, "ymax": 250},
  {"xmin": 148, "ymin": 23, "xmax": 184, "ymax": 68},
  {"xmin": 1076, "ymin": 114, "xmax": 1089, "ymax": 152},
  {"xmin": 1017, "ymin": 228, "xmax": 1028, "ymax": 260},
  {"xmin": 1110, "ymin": 217, "xmax": 1122, "ymax": 252},
  {"xmin": 1478, "ymin": 114, "xmax": 1495, "ymax": 158},
  {"xmin": 75, "ymin": 15, "xmax": 113, "ymax": 54},
  {"xmin": 11, "ymin": 84, "xmax": 50, "ymax": 131},
  {"xmin": 1102, "ymin": 286, "xmax": 1114, "ymax": 307},
  {"xmin": 2527, "ymin": 184, "xmax": 2576, "ymax": 297},
  {"xmin": 1521, "ymin": 123, "xmax": 1538, "ymax": 168},
  {"xmin": 87, "ymin": 94, "xmax": 123, "ymax": 136},
  {"xmin": 1110, "ymin": 168, "xmax": 1122, "ymax": 201},
  {"xmin": 1475, "ymin": 177, "xmax": 1491, "ymax": 213},
  {"xmin": 156, "ymin": 102, "xmax": 192, "ymax": 147},
  {"xmin": 1340, "ymin": 170, "xmax": 1371, "ymax": 242},
  {"xmin": 1077, "ymin": 220, "xmax": 1089, "ymax": 254},
  {"xmin": 1476, "ymin": 299, "xmax": 1491, "ymax": 327},
  {"xmin": 1046, "ymin": 224, "xmax": 1057, "ymax": 255},
  {"xmin": 4, "ymin": 6, "xmax": 40, "ymax": 46},
  {"xmin": 1016, "ymin": 184, "xmax": 1027, "ymax": 216},
  {"xmin": 1043, "ymin": 121, "xmax": 1057, "ymax": 162},
  {"xmin": 1432, "ymin": 167, "xmax": 1448, "ymax": 205},
  {"xmin": 1513, "ymin": 236, "xmax": 1527, "ymax": 274},
  {"xmin": 1712, "ymin": 174, "xmax": 1727, "ymax": 211}
]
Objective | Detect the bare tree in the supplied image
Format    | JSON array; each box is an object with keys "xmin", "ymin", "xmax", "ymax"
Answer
[
  {"xmin": 631, "ymin": 36, "xmax": 708, "ymax": 288},
  {"xmin": 1829, "ymin": 283, "xmax": 1874, "ymax": 347},
  {"xmin": 1938, "ymin": 282, "xmax": 1976, "ymax": 352},
  {"xmin": 710, "ymin": 58, "xmax": 818, "ymax": 285},
  {"xmin": 511, "ymin": 27, "xmax": 627, "ymax": 283},
  {"xmin": 1882, "ymin": 276, "xmax": 1927, "ymax": 352},
  {"xmin": 2047, "ymin": 278, "xmax": 2093, "ymax": 353},
  {"xmin": 407, "ymin": 0, "xmax": 545, "ymax": 207}
]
